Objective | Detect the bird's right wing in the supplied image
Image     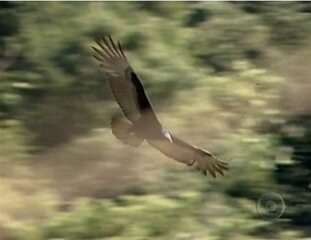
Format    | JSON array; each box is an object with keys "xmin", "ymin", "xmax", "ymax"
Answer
[
  {"xmin": 92, "ymin": 36, "xmax": 154, "ymax": 123},
  {"xmin": 148, "ymin": 135, "xmax": 228, "ymax": 177}
]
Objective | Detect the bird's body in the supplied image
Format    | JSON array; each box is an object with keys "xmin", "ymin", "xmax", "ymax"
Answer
[{"xmin": 92, "ymin": 36, "xmax": 228, "ymax": 177}]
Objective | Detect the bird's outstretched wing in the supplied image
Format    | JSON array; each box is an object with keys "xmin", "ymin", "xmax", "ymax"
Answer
[
  {"xmin": 148, "ymin": 135, "xmax": 228, "ymax": 178},
  {"xmin": 92, "ymin": 36, "xmax": 155, "ymax": 124}
]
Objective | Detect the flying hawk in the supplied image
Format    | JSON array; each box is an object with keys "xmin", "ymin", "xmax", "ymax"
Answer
[{"xmin": 92, "ymin": 36, "xmax": 228, "ymax": 177}]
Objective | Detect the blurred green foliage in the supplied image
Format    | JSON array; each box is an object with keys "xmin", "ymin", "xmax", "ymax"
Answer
[{"xmin": 0, "ymin": 2, "xmax": 310, "ymax": 240}]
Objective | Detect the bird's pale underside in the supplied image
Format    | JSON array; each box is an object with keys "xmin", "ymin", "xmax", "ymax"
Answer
[{"xmin": 92, "ymin": 35, "xmax": 228, "ymax": 177}]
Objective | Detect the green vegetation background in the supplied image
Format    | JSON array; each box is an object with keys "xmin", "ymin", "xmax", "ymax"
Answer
[{"xmin": 0, "ymin": 2, "xmax": 310, "ymax": 239}]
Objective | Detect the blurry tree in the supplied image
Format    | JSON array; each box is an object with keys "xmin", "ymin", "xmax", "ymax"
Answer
[
  {"xmin": 184, "ymin": 4, "xmax": 211, "ymax": 27},
  {"xmin": 275, "ymin": 115, "xmax": 311, "ymax": 226},
  {"xmin": 189, "ymin": 3, "xmax": 267, "ymax": 72},
  {"xmin": 0, "ymin": 2, "xmax": 20, "ymax": 119}
]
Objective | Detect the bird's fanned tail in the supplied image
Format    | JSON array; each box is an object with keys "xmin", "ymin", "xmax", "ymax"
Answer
[{"xmin": 111, "ymin": 117, "xmax": 143, "ymax": 147}]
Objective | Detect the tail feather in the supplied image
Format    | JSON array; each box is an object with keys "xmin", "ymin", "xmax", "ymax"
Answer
[{"xmin": 111, "ymin": 118, "xmax": 143, "ymax": 147}]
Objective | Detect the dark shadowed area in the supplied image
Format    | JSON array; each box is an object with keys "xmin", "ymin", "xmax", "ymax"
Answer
[{"xmin": 0, "ymin": 2, "xmax": 310, "ymax": 239}]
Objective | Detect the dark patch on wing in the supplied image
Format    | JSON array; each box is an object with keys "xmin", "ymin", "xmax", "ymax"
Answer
[{"xmin": 130, "ymin": 72, "xmax": 152, "ymax": 112}]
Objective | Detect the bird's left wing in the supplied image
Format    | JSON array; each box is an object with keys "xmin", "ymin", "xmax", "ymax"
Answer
[{"xmin": 92, "ymin": 36, "xmax": 149, "ymax": 123}]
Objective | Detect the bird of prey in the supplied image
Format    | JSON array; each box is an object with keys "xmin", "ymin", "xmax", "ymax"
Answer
[{"xmin": 92, "ymin": 36, "xmax": 228, "ymax": 177}]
